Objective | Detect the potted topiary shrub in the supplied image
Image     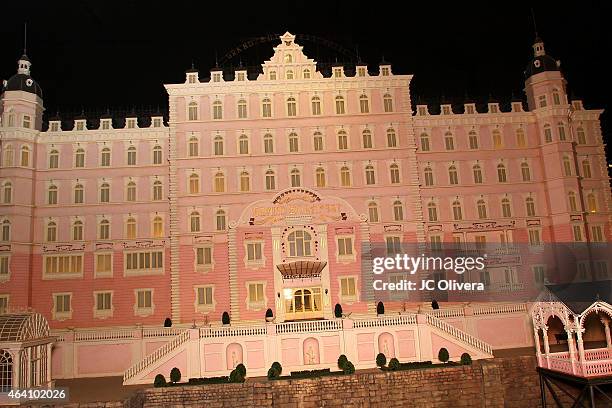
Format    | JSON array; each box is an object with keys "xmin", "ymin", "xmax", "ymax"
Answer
[
  {"xmin": 154, "ymin": 373, "xmax": 167, "ymax": 387},
  {"xmin": 170, "ymin": 367, "xmax": 181, "ymax": 384},
  {"xmin": 164, "ymin": 317, "xmax": 172, "ymax": 327},
  {"xmin": 267, "ymin": 361, "xmax": 282, "ymax": 380},
  {"xmin": 229, "ymin": 364, "xmax": 246, "ymax": 383},
  {"xmin": 438, "ymin": 348, "xmax": 449, "ymax": 364},
  {"xmin": 460, "ymin": 353, "xmax": 472, "ymax": 365},
  {"xmin": 343, "ymin": 360, "xmax": 355, "ymax": 375},
  {"xmin": 337, "ymin": 354, "xmax": 348, "ymax": 370},
  {"xmin": 376, "ymin": 301, "xmax": 385, "ymax": 316},
  {"xmin": 265, "ymin": 308, "xmax": 274, "ymax": 322},
  {"xmin": 376, "ymin": 353, "xmax": 387, "ymax": 369},
  {"xmin": 388, "ymin": 358, "xmax": 400, "ymax": 371},
  {"xmin": 334, "ymin": 303, "xmax": 343, "ymax": 318},
  {"xmin": 222, "ymin": 311, "xmax": 230, "ymax": 325},
  {"xmin": 235, "ymin": 363, "xmax": 246, "ymax": 378}
]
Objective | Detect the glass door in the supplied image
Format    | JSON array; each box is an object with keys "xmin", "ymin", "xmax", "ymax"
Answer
[{"xmin": 284, "ymin": 287, "xmax": 323, "ymax": 320}]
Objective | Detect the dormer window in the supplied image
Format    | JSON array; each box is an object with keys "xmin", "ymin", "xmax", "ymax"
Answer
[
  {"xmin": 236, "ymin": 72, "xmax": 246, "ymax": 81},
  {"xmin": 380, "ymin": 66, "xmax": 390, "ymax": 76},
  {"xmin": 488, "ymin": 103, "xmax": 499, "ymax": 114},
  {"xmin": 572, "ymin": 100, "xmax": 584, "ymax": 111},
  {"xmin": 333, "ymin": 67, "xmax": 343, "ymax": 78},
  {"xmin": 50, "ymin": 122, "xmax": 60, "ymax": 132},
  {"xmin": 357, "ymin": 67, "xmax": 367, "ymax": 77},
  {"xmin": 187, "ymin": 74, "xmax": 197, "ymax": 84},
  {"xmin": 465, "ymin": 104, "xmax": 476, "ymax": 114},
  {"xmin": 284, "ymin": 54, "xmax": 293, "ymax": 63},
  {"xmin": 127, "ymin": 119, "xmax": 136, "ymax": 129},
  {"xmin": 212, "ymin": 72, "xmax": 222, "ymax": 83},
  {"xmin": 417, "ymin": 106, "xmax": 428, "ymax": 116},
  {"xmin": 441, "ymin": 105, "xmax": 451, "ymax": 115},
  {"xmin": 152, "ymin": 117, "xmax": 162, "ymax": 127},
  {"xmin": 269, "ymin": 71, "xmax": 277, "ymax": 80},
  {"xmin": 303, "ymin": 69, "xmax": 311, "ymax": 79},
  {"xmin": 75, "ymin": 120, "xmax": 85, "ymax": 131},
  {"xmin": 101, "ymin": 119, "xmax": 111, "ymax": 130},
  {"xmin": 511, "ymin": 102, "xmax": 523, "ymax": 112}
]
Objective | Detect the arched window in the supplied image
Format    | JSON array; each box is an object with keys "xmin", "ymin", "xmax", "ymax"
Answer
[
  {"xmin": 287, "ymin": 97, "xmax": 297, "ymax": 117},
  {"xmin": 20, "ymin": 146, "xmax": 30, "ymax": 167},
  {"xmin": 127, "ymin": 146, "xmax": 137, "ymax": 165},
  {"xmin": 153, "ymin": 180, "xmax": 162, "ymax": 200},
  {"xmin": 576, "ymin": 127, "xmax": 586, "ymax": 145},
  {"xmin": 126, "ymin": 217, "xmax": 136, "ymax": 239},
  {"xmin": 552, "ymin": 89, "xmax": 561, "ymax": 105},
  {"xmin": 74, "ymin": 183, "xmax": 84, "ymax": 204},
  {"xmin": 212, "ymin": 100, "xmax": 223, "ymax": 120},
  {"xmin": 383, "ymin": 93, "xmax": 393, "ymax": 112},
  {"xmin": 359, "ymin": 94, "xmax": 369, "ymax": 113},
  {"xmin": 47, "ymin": 221, "xmax": 57, "ymax": 242},
  {"xmin": 543, "ymin": 124, "xmax": 552, "ymax": 143},
  {"xmin": 269, "ymin": 71, "xmax": 276, "ymax": 80},
  {"xmin": 265, "ymin": 169, "xmax": 276, "ymax": 190},
  {"xmin": 49, "ymin": 149, "xmax": 59, "ymax": 169},
  {"xmin": 387, "ymin": 128, "xmax": 397, "ymax": 147},
  {"xmin": 100, "ymin": 183, "xmax": 110, "ymax": 202},
  {"xmin": 525, "ymin": 197, "xmax": 536, "ymax": 217},
  {"xmin": 215, "ymin": 210, "xmax": 226, "ymax": 230},
  {"xmin": 337, "ymin": 130, "xmax": 348, "ymax": 150},
  {"xmin": 286, "ymin": 70, "xmax": 294, "ymax": 80},
  {"xmin": 214, "ymin": 172, "xmax": 225, "ymax": 192},
  {"xmin": 587, "ymin": 193, "xmax": 597, "ymax": 213},
  {"xmin": 497, "ymin": 164, "xmax": 507, "ymax": 183},
  {"xmin": 390, "ymin": 163, "xmax": 400, "ymax": 184},
  {"xmin": 189, "ymin": 136, "xmax": 199, "ymax": 157},
  {"xmin": 582, "ymin": 160, "xmax": 592, "ymax": 178},
  {"xmin": 427, "ymin": 202, "xmax": 438, "ymax": 222},
  {"xmin": 311, "ymin": 96, "xmax": 321, "ymax": 115},
  {"xmin": 452, "ymin": 200, "xmax": 463, "ymax": 221},
  {"xmin": 315, "ymin": 167, "xmax": 326, "ymax": 187},
  {"xmin": 335, "ymin": 96, "xmax": 345, "ymax": 114},
  {"xmin": 313, "ymin": 132, "xmax": 324, "ymax": 151},
  {"xmin": 444, "ymin": 132, "xmax": 454, "ymax": 150},
  {"xmin": 237, "ymin": 99, "xmax": 247, "ymax": 119},
  {"xmin": 303, "ymin": 68, "xmax": 311, "ymax": 79},
  {"xmin": 501, "ymin": 198, "xmax": 512, "ymax": 218},
  {"xmin": 468, "ymin": 131, "xmax": 479, "ymax": 149},
  {"xmin": 190, "ymin": 211, "xmax": 200, "ymax": 232},
  {"xmin": 101, "ymin": 147, "xmax": 111, "ymax": 167},
  {"xmin": 340, "ymin": 166, "xmax": 351, "ymax": 187},
  {"xmin": 557, "ymin": 122, "xmax": 566, "ymax": 141},
  {"xmin": 473, "ymin": 164, "xmax": 483, "ymax": 184},
  {"xmin": 393, "ymin": 200, "xmax": 404, "ymax": 221},
  {"xmin": 73, "ymin": 148, "xmax": 85, "ymax": 168},
  {"xmin": 189, "ymin": 173, "xmax": 199, "ymax": 194},
  {"xmin": 240, "ymin": 171, "xmax": 250, "ymax": 192},
  {"xmin": 563, "ymin": 157, "xmax": 572, "ymax": 176},
  {"xmin": 477, "ymin": 199, "xmax": 488, "ymax": 219},
  {"xmin": 188, "ymin": 101, "xmax": 198, "ymax": 121},
  {"xmin": 362, "ymin": 129, "xmax": 372, "ymax": 148},
  {"xmin": 424, "ymin": 166, "xmax": 434, "ymax": 186},
  {"xmin": 368, "ymin": 202, "xmax": 379, "ymax": 222},
  {"xmin": 288, "ymin": 133, "xmax": 299, "ymax": 152},
  {"xmin": 1, "ymin": 220, "xmax": 10, "ymax": 241},
  {"xmin": 568, "ymin": 192, "xmax": 578, "ymax": 212},
  {"xmin": 520, "ymin": 162, "xmax": 531, "ymax": 181},
  {"xmin": 152, "ymin": 216, "xmax": 163, "ymax": 238},
  {"xmin": 3, "ymin": 145, "xmax": 14, "ymax": 167},
  {"xmin": 365, "ymin": 165, "xmax": 375, "ymax": 185},
  {"xmin": 516, "ymin": 128, "xmax": 526, "ymax": 147},
  {"xmin": 239, "ymin": 135, "xmax": 249, "ymax": 154},
  {"xmin": 153, "ymin": 145, "xmax": 162, "ymax": 164},
  {"xmin": 263, "ymin": 134, "xmax": 274, "ymax": 153},
  {"xmin": 492, "ymin": 129, "xmax": 503, "ymax": 148},
  {"xmin": 420, "ymin": 133, "xmax": 430, "ymax": 151},
  {"xmin": 72, "ymin": 220, "xmax": 83, "ymax": 241},
  {"xmin": 214, "ymin": 135, "xmax": 224, "ymax": 156},
  {"xmin": 48, "ymin": 185, "xmax": 58, "ymax": 205},
  {"xmin": 288, "ymin": 230, "xmax": 312, "ymax": 257},
  {"xmin": 262, "ymin": 98, "xmax": 272, "ymax": 118},
  {"xmin": 3, "ymin": 182, "xmax": 12, "ymax": 204},
  {"xmin": 448, "ymin": 165, "xmax": 458, "ymax": 185},
  {"xmin": 126, "ymin": 181, "xmax": 137, "ymax": 201},
  {"xmin": 99, "ymin": 219, "xmax": 111, "ymax": 239},
  {"xmin": 290, "ymin": 168, "xmax": 301, "ymax": 187}
]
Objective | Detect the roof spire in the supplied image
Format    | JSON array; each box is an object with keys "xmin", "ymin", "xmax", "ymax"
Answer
[
  {"xmin": 530, "ymin": 8, "xmax": 539, "ymax": 40},
  {"xmin": 23, "ymin": 22, "xmax": 27, "ymax": 55}
]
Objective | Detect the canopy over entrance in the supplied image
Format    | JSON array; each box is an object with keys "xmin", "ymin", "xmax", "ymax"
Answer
[
  {"xmin": 277, "ymin": 261, "xmax": 327, "ymax": 280},
  {"xmin": 0, "ymin": 313, "xmax": 49, "ymax": 342}
]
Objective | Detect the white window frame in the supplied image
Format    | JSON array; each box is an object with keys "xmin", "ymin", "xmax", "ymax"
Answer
[
  {"xmin": 194, "ymin": 285, "xmax": 216, "ymax": 313},
  {"xmin": 124, "ymin": 250, "xmax": 164, "ymax": 276},
  {"xmin": 336, "ymin": 235, "xmax": 356, "ymax": 263},
  {"xmin": 43, "ymin": 253, "xmax": 84, "ymax": 280},
  {"xmin": 338, "ymin": 275, "xmax": 359, "ymax": 304},
  {"xmin": 245, "ymin": 281, "xmax": 267, "ymax": 311},
  {"xmin": 244, "ymin": 240, "xmax": 266, "ymax": 269},
  {"xmin": 94, "ymin": 252, "xmax": 113, "ymax": 278},
  {"xmin": 194, "ymin": 245, "xmax": 214, "ymax": 272},
  {"xmin": 93, "ymin": 290, "xmax": 114, "ymax": 319},
  {"xmin": 52, "ymin": 292, "xmax": 73, "ymax": 321},
  {"xmin": 134, "ymin": 289, "xmax": 155, "ymax": 317}
]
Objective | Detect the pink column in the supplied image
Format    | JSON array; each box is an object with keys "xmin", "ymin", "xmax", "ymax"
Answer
[
  {"xmin": 542, "ymin": 328, "xmax": 550, "ymax": 368},
  {"xmin": 534, "ymin": 328, "xmax": 542, "ymax": 366},
  {"xmin": 601, "ymin": 318, "xmax": 612, "ymax": 349},
  {"xmin": 566, "ymin": 329, "xmax": 576, "ymax": 374}
]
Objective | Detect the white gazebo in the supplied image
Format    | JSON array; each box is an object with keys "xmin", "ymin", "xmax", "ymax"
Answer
[{"xmin": 0, "ymin": 313, "xmax": 54, "ymax": 391}]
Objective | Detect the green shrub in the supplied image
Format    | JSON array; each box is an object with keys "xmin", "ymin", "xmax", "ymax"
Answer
[
  {"xmin": 154, "ymin": 374, "xmax": 166, "ymax": 387},
  {"xmin": 337, "ymin": 354, "xmax": 348, "ymax": 370},
  {"xmin": 343, "ymin": 361, "xmax": 355, "ymax": 375},
  {"xmin": 222, "ymin": 311, "xmax": 230, "ymax": 325},
  {"xmin": 229, "ymin": 368, "xmax": 245, "ymax": 383},
  {"xmin": 267, "ymin": 362, "xmax": 282, "ymax": 379},
  {"xmin": 388, "ymin": 358, "xmax": 400, "ymax": 371},
  {"xmin": 265, "ymin": 308, "xmax": 273, "ymax": 319},
  {"xmin": 438, "ymin": 348, "xmax": 449, "ymax": 364},
  {"xmin": 460, "ymin": 353, "xmax": 472, "ymax": 365},
  {"xmin": 376, "ymin": 301, "xmax": 385, "ymax": 315},
  {"xmin": 376, "ymin": 353, "xmax": 387, "ymax": 368},
  {"xmin": 268, "ymin": 367, "xmax": 278, "ymax": 380},
  {"xmin": 290, "ymin": 368, "xmax": 332, "ymax": 378},
  {"xmin": 235, "ymin": 363, "xmax": 246, "ymax": 377},
  {"xmin": 187, "ymin": 376, "xmax": 229, "ymax": 385},
  {"xmin": 170, "ymin": 367, "xmax": 181, "ymax": 383},
  {"xmin": 334, "ymin": 303, "xmax": 343, "ymax": 318},
  {"xmin": 271, "ymin": 362, "xmax": 282, "ymax": 375}
]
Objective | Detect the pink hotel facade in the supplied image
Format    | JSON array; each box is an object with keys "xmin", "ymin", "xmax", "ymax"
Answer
[{"xmin": 0, "ymin": 32, "xmax": 611, "ymax": 383}]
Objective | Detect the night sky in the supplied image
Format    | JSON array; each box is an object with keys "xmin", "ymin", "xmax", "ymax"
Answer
[{"xmin": 1, "ymin": 1, "xmax": 610, "ymax": 155}]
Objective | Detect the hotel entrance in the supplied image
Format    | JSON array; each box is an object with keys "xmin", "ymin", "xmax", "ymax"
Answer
[{"xmin": 284, "ymin": 287, "xmax": 323, "ymax": 320}]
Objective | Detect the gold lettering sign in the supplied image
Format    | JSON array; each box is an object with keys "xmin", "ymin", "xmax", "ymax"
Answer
[{"xmin": 253, "ymin": 203, "xmax": 340, "ymax": 218}]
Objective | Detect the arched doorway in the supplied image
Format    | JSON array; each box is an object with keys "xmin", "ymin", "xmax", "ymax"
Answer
[
  {"xmin": 285, "ymin": 288, "xmax": 323, "ymax": 320},
  {"xmin": 546, "ymin": 316, "xmax": 569, "ymax": 353},
  {"xmin": 582, "ymin": 312, "xmax": 608, "ymax": 350}
]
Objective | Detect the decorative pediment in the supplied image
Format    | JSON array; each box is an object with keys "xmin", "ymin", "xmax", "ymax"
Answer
[{"xmin": 258, "ymin": 32, "xmax": 321, "ymax": 81}]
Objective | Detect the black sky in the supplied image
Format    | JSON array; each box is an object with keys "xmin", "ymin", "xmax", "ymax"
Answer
[{"xmin": 2, "ymin": 1, "xmax": 611, "ymax": 154}]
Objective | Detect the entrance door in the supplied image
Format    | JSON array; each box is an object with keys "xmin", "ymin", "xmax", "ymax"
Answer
[{"xmin": 284, "ymin": 287, "xmax": 323, "ymax": 320}]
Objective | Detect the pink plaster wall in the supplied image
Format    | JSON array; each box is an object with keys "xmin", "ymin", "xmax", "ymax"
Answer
[{"xmin": 77, "ymin": 343, "xmax": 133, "ymax": 375}]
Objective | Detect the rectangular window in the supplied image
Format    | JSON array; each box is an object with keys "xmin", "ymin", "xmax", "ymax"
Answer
[
  {"xmin": 55, "ymin": 294, "xmax": 71, "ymax": 313},
  {"xmin": 136, "ymin": 290, "xmax": 152, "ymax": 308},
  {"xmin": 573, "ymin": 225, "xmax": 583, "ymax": 242},
  {"xmin": 248, "ymin": 283, "xmax": 264, "ymax": 304},
  {"xmin": 44, "ymin": 254, "xmax": 84, "ymax": 278},
  {"xmin": 196, "ymin": 247, "xmax": 212, "ymax": 267},
  {"xmin": 533, "ymin": 265, "xmax": 545, "ymax": 285},
  {"xmin": 595, "ymin": 261, "xmax": 609, "ymax": 280},
  {"xmin": 591, "ymin": 226, "xmax": 604, "ymax": 242},
  {"xmin": 23, "ymin": 115, "xmax": 31, "ymax": 129},
  {"xmin": 125, "ymin": 251, "xmax": 163, "ymax": 275},
  {"xmin": 95, "ymin": 292, "xmax": 112, "ymax": 311},
  {"xmin": 578, "ymin": 262, "xmax": 589, "ymax": 281},
  {"xmin": 0, "ymin": 255, "xmax": 9, "ymax": 276},
  {"xmin": 430, "ymin": 235, "xmax": 442, "ymax": 251},
  {"xmin": 196, "ymin": 286, "xmax": 214, "ymax": 307},
  {"xmin": 0, "ymin": 296, "xmax": 7, "ymax": 314},
  {"xmin": 95, "ymin": 253, "xmax": 112, "ymax": 277},
  {"xmin": 528, "ymin": 229, "xmax": 541, "ymax": 246},
  {"xmin": 386, "ymin": 236, "xmax": 401, "ymax": 255},
  {"xmin": 337, "ymin": 237, "xmax": 353, "ymax": 256},
  {"xmin": 538, "ymin": 95, "xmax": 547, "ymax": 108},
  {"xmin": 247, "ymin": 242, "xmax": 263, "ymax": 261},
  {"xmin": 340, "ymin": 277, "xmax": 357, "ymax": 299}
]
